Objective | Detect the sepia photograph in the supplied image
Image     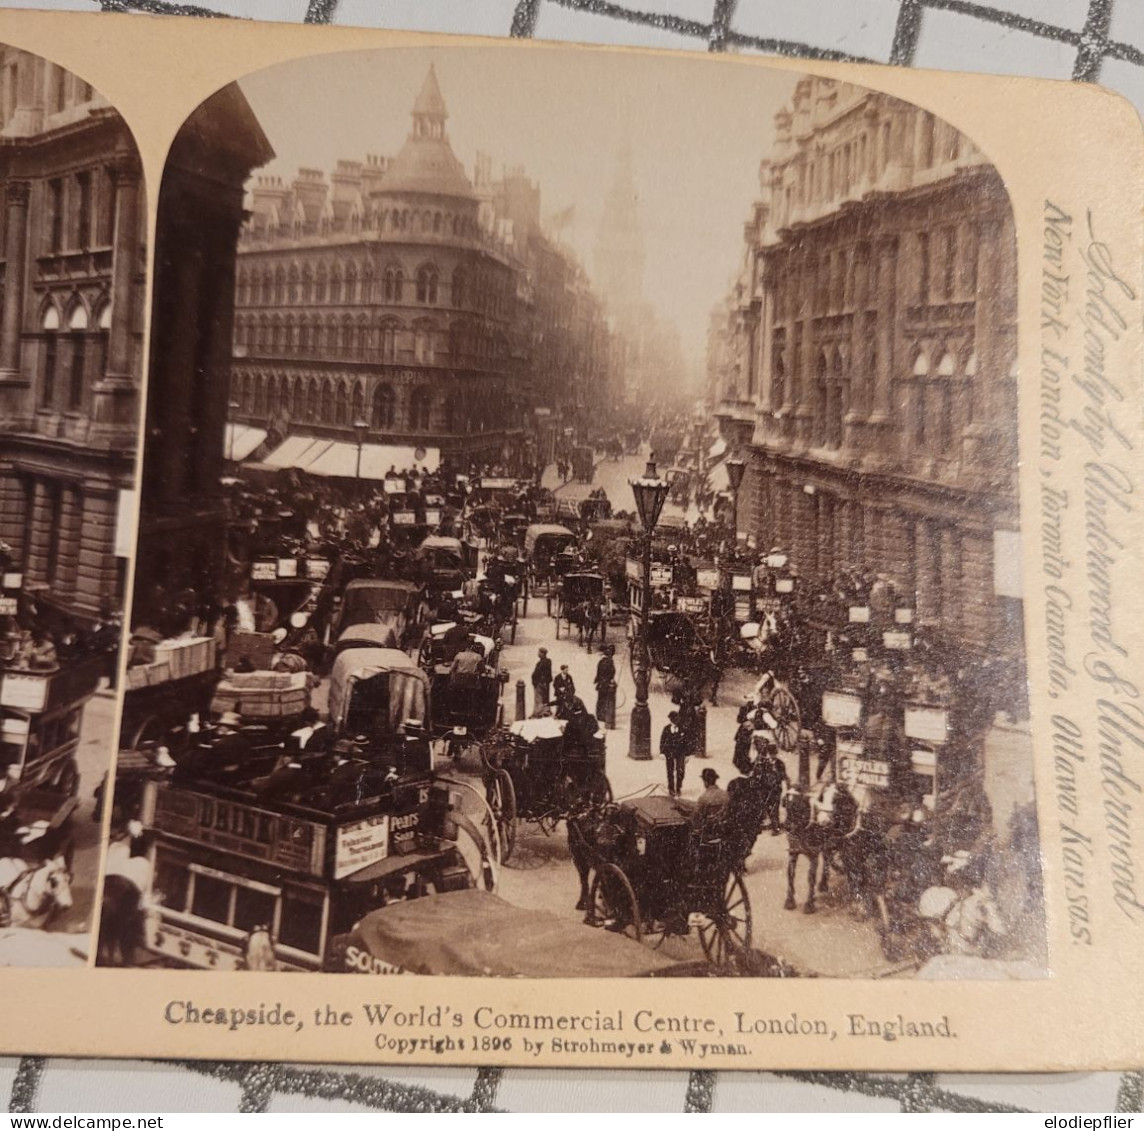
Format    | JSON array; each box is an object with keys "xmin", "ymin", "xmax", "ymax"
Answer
[
  {"xmin": 0, "ymin": 42, "xmax": 142, "ymax": 967},
  {"xmin": 94, "ymin": 44, "xmax": 1047, "ymax": 984}
]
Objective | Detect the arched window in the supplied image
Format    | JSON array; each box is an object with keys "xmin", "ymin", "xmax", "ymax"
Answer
[
  {"xmin": 288, "ymin": 264, "xmax": 300, "ymax": 303},
  {"xmin": 384, "ymin": 322, "xmax": 399, "ymax": 361},
  {"xmin": 433, "ymin": 212, "xmax": 442, "ymax": 234},
  {"xmin": 41, "ymin": 304, "xmax": 60, "ymax": 409},
  {"xmin": 442, "ymin": 394, "xmax": 458, "ymax": 434},
  {"xmin": 319, "ymin": 380, "xmax": 333, "ymax": 423},
  {"xmin": 345, "ymin": 262, "xmax": 358, "ymax": 304},
  {"xmin": 452, "ymin": 266, "xmax": 466, "ymax": 308},
  {"xmin": 416, "ymin": 265, "xmax": 438, "ymax": 304},
  {"xmin": 306, "ymin": 380, "xmax": 318, "ymax": 422},
  {"xmin": 315, "ymin": 264, "xmax": 328, "ymax": 303},
  {"xmin": 352, "ymin": 383, "xmax": 365, "ymax": 425},
  {"xmin": 409, "ymin": 386, "xmax": 431, "ymax": 431},
  {"xmin": 334, "ymin": 382, "xmax": 349, "ymax": 426},
  {"xmin": 414, "ymin": 326, "xmax": 434, "ymax": 364},
  {"xmin": 342, "ymin": 315, "xmax": 355, "ymax": 355},
  {"xmin": 273, "ymin": 266, "xmax": 286, "ymax": 304},
  {"xmin": 384, "ymin": 266, "xmax": 404, "ymax": 303},
  {"xmin": 290, "ymin": 380, "xmax": 302, "ymax": 419},
  {"xmin": 372, "ymin": 384, "xmax": 395, "ymax": 429},
  {"xmin": 301, "ymin": 264, "xmax": 314, "ymax": 303},
  {"xmin": 330, "ymin": 267, "xmax": 343, "ymax": 304},
  {"xmin": 67, "ymin": 303, "xmax": 88, "ymax": 410}
]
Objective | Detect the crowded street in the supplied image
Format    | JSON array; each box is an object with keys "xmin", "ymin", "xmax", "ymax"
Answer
[{"xmin": 90, "ymin": 60, "xmax": 1046, "ymax": 981}]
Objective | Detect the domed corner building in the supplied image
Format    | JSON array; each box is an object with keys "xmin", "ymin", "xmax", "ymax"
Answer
[{"xmin": 232, "ymin": 65, "xmax": 527, "ymax": 480}]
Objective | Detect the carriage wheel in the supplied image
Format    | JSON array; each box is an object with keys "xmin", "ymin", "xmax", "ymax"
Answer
[
  {"xmin": 590, "ymin": 864, "xmax": 642, "ymax": 942},
  {"xmin": 770, "ymin": 684, "xmax": 802, "ymax": 752},
  {"xmin": 486, "ymin": 769, "xmax": 517, "ymax": 863},
  {"xmin": 697, "ymin": 871, "xmax": 752, "ymax": 967}
]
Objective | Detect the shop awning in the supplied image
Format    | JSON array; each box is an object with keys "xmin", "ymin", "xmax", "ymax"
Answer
[
  {"xmin": 707, "ymin": 436, "xmax": 727, "ymax": 459},
  {"xmin": 707, "ymin": 458, "xmax": 729, "ymax": 492},
  {"xmin": 260, "ymin": 436, "xmax": 440, "ymax": 477},
  {"xmin": 262, "ymin": 434, "xmax": 330, "ymax": 470},
  {"xmin": 225, "ymin": 423, "xmax": 268, "ymax": 463}
]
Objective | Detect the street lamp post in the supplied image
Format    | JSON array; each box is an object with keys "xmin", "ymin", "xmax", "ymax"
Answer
[
  {"xmin": 628, "ymin": 459, "xmax": 670, "ymax": 760},
  {"xmin": 353, "ymin": 418, "xmax": 369, "ymax": 496},
  {"xmin": 725, "ymin": 453, "xmax": 746, "ymax": 545}
]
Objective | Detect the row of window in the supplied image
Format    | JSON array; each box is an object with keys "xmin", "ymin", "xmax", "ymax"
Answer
[
  {"xmin": 764, "ymin": 336, "xmax": 992, "ymax": 458},
  {"xmin": 233, "ymin": 315, "xmax": 509, "ymax": 365},
  {"xmin": 247, "ymin": 203, "xmax": 481, "ymax": 248},
  {"xmin": 42, "ymin": 166, "xmax": 117, "ymax": 256},
  {"xmin": 38, "ymin": 302, "xmax": 112, "ymax": 413},
  {"xmin": 236, "ymin": 260, "xmax": 510, "ymax": 318},
  {"xmin": 0, "ymin": 58, "xmax": 93, "ymax": 130},
  {"xmin": 771, "ymin": 109, "xmax": 962, "ymax": 226},
  {"xmin": 233, "ymin": 371, "xmax": 511, "ymax": 436},
  {"xmin": 769, "ymin": 226, "xmax": 978, "ymax": 320}
]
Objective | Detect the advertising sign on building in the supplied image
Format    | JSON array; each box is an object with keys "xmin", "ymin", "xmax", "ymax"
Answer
[
  {"xmin": 822, "ymin": 690, "xmax": 862, "ymax": 728},
  {"xmin": 904, "ymin": 704, "xmax": 950, "ymax": 744}
]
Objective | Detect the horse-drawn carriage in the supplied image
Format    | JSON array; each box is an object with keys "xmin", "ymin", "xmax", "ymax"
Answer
[
  {"xmin": 799, "ymin": 607, "xmax": 1019, "ymax": 961},
  {"xmin": 329, "ymin": 578, "xmax": 422, "ymax": 654},
  {"xmin": 480, "ymin": 715, "xmax": 611, "ymax": 861},
  {"xmin": 414, "ymin": 535, "xmax": 478, "ymax": 597},
  {"xmin": 634, "ymin": 609, "xmax": 723, "ymax": 703},
  {"xmin": 666, "ymin": 467, "xmax": 691, "ymax": 509},
  {"xmin": 421, "ymin": 631, "xmax": 506, "ymax": 760},
  {"xmin": 554, "ymin": 572, "xmax": 608, "ymax": 651},
  {"xmin": 569, "ymin": 795, "xmax": 752, "ymax": 967},
  {"xmin": 118, "ymin": 646, "xmax": 499, "ymax": 971},
  {"xmin": 571, "ymin": 445, "xmax": 595, "ymax": 484},
  {"xmin": 523, "ymin": 524, "xmax": 577, "ymax": 598}
]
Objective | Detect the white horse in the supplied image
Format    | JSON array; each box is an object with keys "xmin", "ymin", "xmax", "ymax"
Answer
[{"xmin": 0, "ymin": 853, "xmax": 74, "ymax": 929}]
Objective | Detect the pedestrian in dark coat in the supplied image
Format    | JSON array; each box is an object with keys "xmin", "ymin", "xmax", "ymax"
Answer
[
  {"xmin": 530, "ymin": 647, "xmax": 552, "ymax": 710},
  {"xmin": 757, "ymin": 740, "xmax": 790, "ymax": 833},
  {"xmin": 660, "ymin": 711, "xmax": 687, "ymax": 797},
  {"xmin": 553, "ymin": 665, "xmax": 575, "ymax": 709},
  {"xmin": 594, "ymin": 645, "xmax": 616, "ymax": 724}
]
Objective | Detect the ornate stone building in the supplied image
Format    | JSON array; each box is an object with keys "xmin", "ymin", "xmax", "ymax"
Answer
[
  {"xmin": 232, "ymin": 68, "xmax": 526, "ymax": 472},
  {"xmin": 0, "ymin": 47, "xmax": 145, "ymax": 624},
  {"xmin": 714, "ymin": 77, "xmax": 1020, "ymax": 652}
]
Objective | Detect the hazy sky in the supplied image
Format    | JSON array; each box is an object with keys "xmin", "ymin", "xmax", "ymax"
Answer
[{"xmin": 237, "ymin": 46, "xmax": 798, "ymax": 382}]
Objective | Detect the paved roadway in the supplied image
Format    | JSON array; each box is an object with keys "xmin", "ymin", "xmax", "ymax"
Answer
[{"xmin": 459, "ymin": 452, "xmax": 1043, "ymax": 977}]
